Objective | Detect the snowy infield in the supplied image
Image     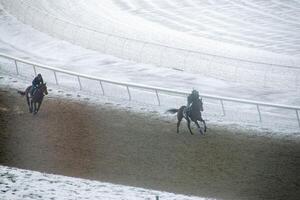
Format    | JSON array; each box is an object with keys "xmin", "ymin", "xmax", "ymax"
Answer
[{"xmin": 0, "ymin": 165, "xmax": 215, "ymax": 200}]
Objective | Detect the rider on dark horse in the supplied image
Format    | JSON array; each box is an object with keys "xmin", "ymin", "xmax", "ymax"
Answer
[
  {"xmin": 31, "ymin": 73, "xmax": 44, "ymax": 96},
  {"xmin": 166, "ymin": 89, "xmax": 206, "ymax": 134},
  {"xmin": 186, "ymin": 89, "xmax": 200, "ymax": 114}
]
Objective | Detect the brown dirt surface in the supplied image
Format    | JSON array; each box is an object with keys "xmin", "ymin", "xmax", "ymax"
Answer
[{"xmin": 0, "ymin": 88, "xmax": 300, "ymax": 200}]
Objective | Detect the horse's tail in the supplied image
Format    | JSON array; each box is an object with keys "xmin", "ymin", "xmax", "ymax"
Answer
[
  {"xmin": 18, "ymin": 90, "xmax": 26, "ymax": 96},
  {"xmin": 166, "ymin": 108, "xmax": 179, "ymax": 114}
]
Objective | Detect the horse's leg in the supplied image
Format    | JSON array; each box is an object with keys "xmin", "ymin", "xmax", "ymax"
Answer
[
  {"xmin": 36, "ymin": 101, "xmax": 42, "ymax": 114},
  {"xmin": 33, "ymin": 102, "xmax": 37, "ymax": 114},
  {"xmin": 194, "ymin": 120, "xmax": 203, "ymax": 134},
  {"xmin": 200, "ymin": 119, "xmax": 207, "ymax": 132},
  {"xmin": 30, "ymin": 99, "xmax": 34, "ymax": 113},
  {"xmin": 186, "ymin": 117, "xmax": 193, "ymax": 135},
  {"xmin": 24, "ymin": 89, "xmax": 31, "ymax": 113},
  {"xmin": 26, "ymin": 95, "xmax": 32, "ymax": 113},
  {"xmin": 177, "ymin": 109, "xmax": 183, "ymax": 133}
]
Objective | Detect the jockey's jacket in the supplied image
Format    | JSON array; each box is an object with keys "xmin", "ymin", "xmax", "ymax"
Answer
[
  {"xmin": 32, "ymin": 76, "xmax": 44, "ymax": 88},
  {"xmin": 187, "ymin": 93, "xmax": 198, "ymax": 107}
]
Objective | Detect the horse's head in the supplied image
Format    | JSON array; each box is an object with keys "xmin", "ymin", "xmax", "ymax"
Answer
[
  {"xmin": 199, "ymin": 98, "xmax": 204, "ymax": 112},
  {"xmin": 40, "ymin": 83, "xmax": 48, "ymax": 95}
]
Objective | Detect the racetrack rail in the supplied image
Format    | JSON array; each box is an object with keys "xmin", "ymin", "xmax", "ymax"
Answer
[{"xmin": 1, "ymin": 52, "xmax": 299, "ymax": 129}]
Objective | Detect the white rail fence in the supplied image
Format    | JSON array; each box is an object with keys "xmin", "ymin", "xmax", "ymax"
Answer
[
  {"xmin": 1, "ymin": 0, "xmax": 300, "ymax": 89},
  {"xmin": 0, "ymin": 53, "xmax": 299, "ymax": 129}
]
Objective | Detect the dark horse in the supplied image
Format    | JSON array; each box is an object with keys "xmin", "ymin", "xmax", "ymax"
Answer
[
  {"xmin": 166, "ymin": 98, "xmax": 207, "ymax": 135},
  {"xmin": 18, "ymin": 83, "xmax": 48, "ymax": 114}
]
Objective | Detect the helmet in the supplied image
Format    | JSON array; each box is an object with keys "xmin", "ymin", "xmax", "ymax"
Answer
[
  {"xmin": 192, "ymin": 89, "xmax": 199, "ymax": 98},
  {"xmin": 38, "ymin": 73, "xmax": 42, "ymax": 78},
  {"xmin": 192, "ymin": 89, "xmax": 198, "ymax": 95}
]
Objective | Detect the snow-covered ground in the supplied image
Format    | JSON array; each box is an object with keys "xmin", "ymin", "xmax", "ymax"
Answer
[
  {"xmin": 110, "ymin": 0, "xmax": 300, "ymax": 55},
  {"xmin": 0, "ymin": 165, "xmax": 215, "ymax": 200},
  {"xmin": 0, "ymin": 0, "xmax": 300, "ymax": 199},
  {"xmin": 5, "ymin": 0, "xmax": 300, "ymax": 57}
]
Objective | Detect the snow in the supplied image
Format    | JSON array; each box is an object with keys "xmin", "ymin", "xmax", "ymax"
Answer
[
  {"xmin": 0, "ymin": 0, "xmax": 300, "ymax": 199},
  {"xmin": 0, "ymin": 165, "xmax": 215, "ymax": 200},
  {"xmin": 1, "ymin": 0, "xmax": 300, "ymax": 68}
]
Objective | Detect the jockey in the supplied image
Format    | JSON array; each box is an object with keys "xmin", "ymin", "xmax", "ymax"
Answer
[
  {"xmin": 186, "ymin": 89, "xmax": 199, "ymax": 113},
  {"xmin": 31, "ymin": 73, "xmax": 44, "ymax": 96}
]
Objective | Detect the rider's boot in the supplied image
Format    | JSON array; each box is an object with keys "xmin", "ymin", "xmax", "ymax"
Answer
[{"xmin": 30, "ymin": 87, "xmax": 35, "ymax": 97}]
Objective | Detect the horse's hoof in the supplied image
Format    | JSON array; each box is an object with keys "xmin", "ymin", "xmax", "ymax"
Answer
[{"xmin": 199, "ymin": 129, "xmax": 204, "ymax": 135}]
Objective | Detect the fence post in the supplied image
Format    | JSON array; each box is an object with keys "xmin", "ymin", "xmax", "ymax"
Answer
[
  {"xmin": 126, "ymin": 86, "xmax": 131, "ymax": 101},
  {"xmin": 53, "ymin": 71, "xmax": 58, "ymax": 85},
  {"xmin": 220, "ymin": 99, "xmax": 226, "ymax": 116},
  {"xmin": 14, "ymin": 60, "xmax": 19, "ymax": 75},
  {"xmin": 256, "ymin": 104, "xmax": 262, "ymax": 122},
  {"xmin": 32, "ymin": 65, "xmax": 37, "ymax": 76},
  {"xmin": 99, "ymin": 80, "xmax": 105, "ymax": 95},
  {"xmin": 155, "ymin": 90, "xmax": 161, "ymax": 106},
  {"xmin": 77, "ymin": 76, "xmax": 82, "ymax": 90},
  {"xmin": 296, "ymin": 110, "xmax": 300, "ymax": 128}
]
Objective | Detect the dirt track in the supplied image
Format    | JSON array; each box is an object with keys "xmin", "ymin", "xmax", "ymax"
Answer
[{"xmin": 0, "ymin": 88, "xmax": 300, "ymax": 200}]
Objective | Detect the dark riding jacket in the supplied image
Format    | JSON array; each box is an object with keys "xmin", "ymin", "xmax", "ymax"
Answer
[
  {"xmin": 32, "ymin": 76, "xmax": 44, "ymax": 88},
  {"xmin": 187, "ymin": 93, "xmax": 199, "ymax": 107}
]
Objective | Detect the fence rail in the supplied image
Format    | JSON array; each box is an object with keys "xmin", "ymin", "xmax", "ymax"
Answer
[
  {"xmin": 0, "ymin": 52, "xmax": 300, "ymax": 128},
  {"xmin": 1, "ymin": 0, "xmax": 300, "ymax": 90}
]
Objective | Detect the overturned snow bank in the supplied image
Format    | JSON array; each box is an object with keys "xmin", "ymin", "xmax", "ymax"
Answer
[{"xmin": 0, "ymin": 165, "xmax": 214, "ymax": 200}]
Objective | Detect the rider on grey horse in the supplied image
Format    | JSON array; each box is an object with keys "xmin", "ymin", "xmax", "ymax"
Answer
[
  {"xmin": 186, "ymin": 89, "xmax": 200, "ymax": 114},
  {"xmin": 31, "ymin": 73, "xmax": 44, "ymax": 96}
]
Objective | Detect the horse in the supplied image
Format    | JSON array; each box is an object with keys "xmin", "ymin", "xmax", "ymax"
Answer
[
  {"xmin": 18, "ymin": 83, "xmax": 48, "ymax": 114},
  {"xmin": 166, "ymin": 98, "xmax": 207, "ymax": 135}
]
